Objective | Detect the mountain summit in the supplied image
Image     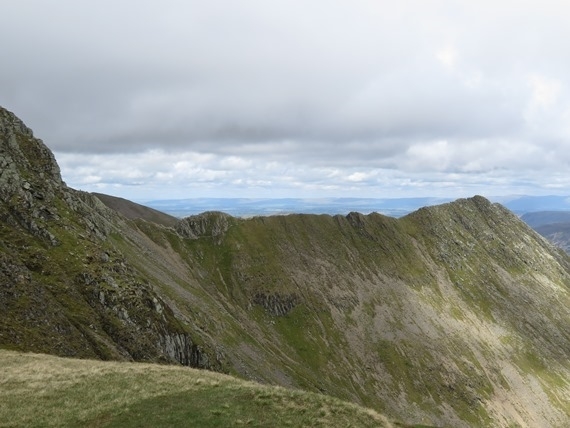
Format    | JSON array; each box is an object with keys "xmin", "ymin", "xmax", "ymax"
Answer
[{"xmin": 2, "ymin": 106, "xmax": 570, "ymax": 427}]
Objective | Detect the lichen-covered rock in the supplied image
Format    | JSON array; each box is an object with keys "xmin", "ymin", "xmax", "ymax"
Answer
[
  {"xmin": 253, "ymin": 292, "xmax": 298, "ymax": 316},
  {"xmin": 0, "ymin": 107, "xmax": 66, "ymax": 245},
  {"xmin": 160, "ymin": 333, "xmax": 212, "ymax": 368},
  {"xmin": 0, "ymin": 107, "xmax": 64, "ymax": 194},
  {"xmin": 176, "ymin": 211, "xmax": 233, "ymax": 240}
]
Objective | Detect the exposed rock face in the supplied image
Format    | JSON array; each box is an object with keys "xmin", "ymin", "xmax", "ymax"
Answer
[
  {"xmin": 0, "ymin": 108, "xmax": 63, "ymax": 188},
  {"xmin": 161, "ymin": 333, "xmax": 211, "ymax": 368},
  {"xmin": 0, "ymin": 106, "xmax": 220, "ymax": 369},
  {"xmin": 3, "ymin": 106, "xmax": 570, "ymax": 427},
  {"xmin": 253, "ymin": 292, "xmax": 298, "ymax": 316},
  {"xmin": 176, "ymin": 211, "xmax": 233, "ymax": 239},
  {"xmin": 0, "ymin": 108, "xmax": 65, "ymax": 245}
]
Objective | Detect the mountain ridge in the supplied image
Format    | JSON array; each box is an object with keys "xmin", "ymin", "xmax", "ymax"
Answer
[
  {"xmin": 2, "ymin": 106, "xmax": 570, "ymax": 427},
  {"xmin": 92, "ymin": 192, "xmax": 178, "ymax": 227},
  {"xmin": 137, "ymin": 194, "xmax": 570, "ymax": 219}
]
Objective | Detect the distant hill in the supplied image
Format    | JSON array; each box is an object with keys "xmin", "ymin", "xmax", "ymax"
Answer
[
  {"xmin": 521, "ymin": 211, "xmax": 570, "ymax": 228},
  {"xmin": 143, "ymin": 197, "xmax": 453, "ymax": 218},
  {"xmin": 93, "ymin": 192, "xmax": 178, "ymax": 227},
  {"xmin": 3, "ymin": 105, "xmax": 570, "ymax": 426},
  {"xmin": 532, "ymin": 222, "xmax": 570, "ymax": 253},
  {"xmin": 142, "ymin": 195, "xmax": 570, "ymax": 219},
  {"xmin": 520, "ymin": 211, "xmax": 570, "ymax": 253},
  {"xmin": 498, "ymin": 195, "xmax": 570, "ymax": 214}
]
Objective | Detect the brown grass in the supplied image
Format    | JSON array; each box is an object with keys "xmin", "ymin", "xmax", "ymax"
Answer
[{"xmin": 0, "ymin": 350, "xmax": 393, "ymax": 427}]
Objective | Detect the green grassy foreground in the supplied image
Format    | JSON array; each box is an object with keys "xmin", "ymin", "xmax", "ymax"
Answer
[{"xmin": 0, "ymin": 350, "xmax": 394, "ymax": 427}]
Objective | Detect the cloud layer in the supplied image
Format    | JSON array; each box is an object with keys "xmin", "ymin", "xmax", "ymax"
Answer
[{"xmin": 2, "ymin": 1, "xmax": 570, "ymax": 200}]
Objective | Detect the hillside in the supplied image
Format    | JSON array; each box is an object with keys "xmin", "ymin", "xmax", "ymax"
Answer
[
  {"xmin": 532, "ymin": 222, "xmax": 570, "ymax": 253},
  {"xmin": 0, "ymin": 350, "xmax": 392, "ymax": 427},
  {"xmin": 2, "ymin": 106, "xmax": 570, "ymax": 427},
  {"xmin": 0, "ymin": 107, "xmax": 220, "ymax": 368},
  {"xmin": 521, "ymin": 211, "xmax": 570, "ymax": 228},
  {"xmin": 520, "ymin": 211, "xmax": 570, "ymax": 253},
  {"xmin": 92, "ymin": 192, "xmax": 178, "ymax": 227}
]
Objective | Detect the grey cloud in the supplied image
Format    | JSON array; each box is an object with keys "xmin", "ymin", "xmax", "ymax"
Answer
[{"xmin": 3, "ymin": 1, "xmax": 570, "ymax": 198}]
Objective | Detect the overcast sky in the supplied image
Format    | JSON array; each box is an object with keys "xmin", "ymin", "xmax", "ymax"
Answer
[{"xmin": 2, "ymin": 1, "xmax": 570, "ymax": 201}]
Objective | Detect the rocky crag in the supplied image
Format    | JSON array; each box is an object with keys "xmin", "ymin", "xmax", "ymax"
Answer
[
  {"xmin": 0, "ymin": 107, "xmax": 219, "ymax": 369},
  {"xmin": 2, "ymin": 106, "xmax": 570, "ymax": 427}
]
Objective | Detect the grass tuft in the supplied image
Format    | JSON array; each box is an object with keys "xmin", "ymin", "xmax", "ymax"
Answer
[{"xmin": 0, "ymin": 350, "xmax": 394, "ymax": 428}]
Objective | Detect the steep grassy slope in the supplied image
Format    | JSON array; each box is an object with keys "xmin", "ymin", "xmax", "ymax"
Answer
[
  {"xmin": 3, "ymin": 106, "xmax": 570, "ymax": 427},
  {"xmin": 92, "ymin": 192, "xmax": 178, "ymax": 227},
  {"xmin": 124, "ymin": 204, "xmax": 570, "ymax": 427},
  {"xmin": 0, "ymin": 350, "xmax": 393, "ymax": 427}
]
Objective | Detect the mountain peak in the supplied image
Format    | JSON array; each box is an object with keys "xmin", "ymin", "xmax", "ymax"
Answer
[
  {"xmin": 0, "ymin": 106, "xmax": 68, "ymax": 246},
  {"xmin": 0, "ymin": 106, "xmax": 64, "ymax": 198}
]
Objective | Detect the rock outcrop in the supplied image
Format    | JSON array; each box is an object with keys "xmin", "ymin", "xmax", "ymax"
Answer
[
  {"xmin": 176, "ymin": 211, "xmax": 233, "ymax": 239},
  {"xmin": 0, "ymin": 107, "xmax": 220, "ymax": 369}
]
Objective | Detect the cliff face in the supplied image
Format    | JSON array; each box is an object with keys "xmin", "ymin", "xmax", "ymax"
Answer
[
  {"xmin": 2, "ymin": 107, "xmax": 570, "ymax": 427},
  {"xmin": 0, "ymin": 107, "xmax": 219, "ymax": 369},
  {"xmin": 0, "ymin": 108, "xmax": 64, "ymax": 245}
]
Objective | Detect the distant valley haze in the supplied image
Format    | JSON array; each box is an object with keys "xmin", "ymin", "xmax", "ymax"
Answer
[{"xmin": 141, "ymin": 195, "xmax": 570, "ymax": 219}]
